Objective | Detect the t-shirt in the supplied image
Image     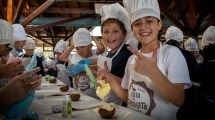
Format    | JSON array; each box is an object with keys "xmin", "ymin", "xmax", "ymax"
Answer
[
  {"xmin": 107, "ymin": 44, "xmax": 133, "ymax": 78},
  {"xmin": 121, "ymin": 44, "xmax": 192, "ymax": 120}
]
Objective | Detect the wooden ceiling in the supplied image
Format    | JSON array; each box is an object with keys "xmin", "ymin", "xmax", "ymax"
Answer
[{"xmin": 0, "ymin": 0, "xmax": 215, "ymax": 47}]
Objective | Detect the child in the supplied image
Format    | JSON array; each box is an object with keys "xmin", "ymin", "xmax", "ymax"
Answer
[
  {"xmin": 98, "ymin": 0, "xmax": 192, "ymax": 119},
  {"xmin": 96, "ymin": 3, "xmax": 135, "ymax": 105},
  {"xmin": 20, "ymin": 37, "xmax": 45, "ymax": 76},
  {"xmin": 67, "ymin": 28, "xmax": 105, "ymax": 98},
  {"xmin": 54, "ymin": 40, "xmax": 71, "ymax": 87},
  {"xmin": 10, "ymin": 24, "xmax": 27, "ymax": 57},
  {"xmin": 184, "ymin": 37, "xmax": 203, "ymax": 64}
]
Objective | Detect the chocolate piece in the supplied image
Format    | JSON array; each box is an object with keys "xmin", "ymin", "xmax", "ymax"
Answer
[
  {"xmin": 98, "ymin": 104, "xmax": 115, "ymax": 118},
  {"xmin": 49, "ymin": 78, "xmax": 57, "ymax": 83},
  {"xmin": 60, "ymin": 85, "xmax": 69, "ymax": 92},
  {"xmin": 70, "ymin": 92, "xmax": 80, "ymax": 101}
]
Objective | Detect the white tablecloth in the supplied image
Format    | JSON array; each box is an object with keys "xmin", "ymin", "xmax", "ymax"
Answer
[{"xmin": 30, "ymin": 78, "xmax": 155, "ymax": 120}]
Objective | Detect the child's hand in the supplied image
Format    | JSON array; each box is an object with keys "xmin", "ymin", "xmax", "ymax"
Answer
[
  {"xmin": 97, "ymin": 61, "xmax": 112, "ymax": 84},
  {"xmin": 127, "ymin": 46, "xmax": 158, "ymax": 77}
]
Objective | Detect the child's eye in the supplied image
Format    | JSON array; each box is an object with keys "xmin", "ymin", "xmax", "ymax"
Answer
[
  {"xmin": 113, "ymin": 30, "xmax": 118, "ymax": 33},
  {"xmin": 103, "ymin": 31, "xmax": 109, "ymax": 34},
  {"xmin": 133, "ymin": 22, "xmax": 141, "ymax": 27}
]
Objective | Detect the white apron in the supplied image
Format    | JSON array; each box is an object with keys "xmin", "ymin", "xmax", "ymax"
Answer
[
  {"xmin": 71, "ymin": 50, "xmax": 98, "ymax": 99},
  {"xmin": 97, "ymin": 42, "xmax": 126, "ymax": 105},
  {"xmin": 56, "ymin": 64, "xmax": 71, "ymax": 87},
  {"xmin": 127, "ymin": 43, "xmax": 178, "ymax": 120}
]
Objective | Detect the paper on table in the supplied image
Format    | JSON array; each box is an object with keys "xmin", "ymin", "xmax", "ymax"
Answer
[{"xmin": 35, "ymin": 90, "xmax": 73, "ymax": 97}]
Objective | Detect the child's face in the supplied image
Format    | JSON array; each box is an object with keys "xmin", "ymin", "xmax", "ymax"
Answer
[
  {"xmin": 131, "ymin": 16, "xmax": 162, "ymax": 46},
  {"xmin": 0, "ymin": 44, "xmax": 11, "ymax": 57},
  {"xmin": 14, "ymin": 40, "xmax": 26, "ymax": 50},
  {"xmin": 76, "ymin": 44, "xmax": 92, "ymax": 58},
  {"xmin": 102, "ymin": 23, "xmax": 126, "ymax": 53},
  {"xmin": 24, "ymin": 49, "xmax": 34, "ymax": 56}
]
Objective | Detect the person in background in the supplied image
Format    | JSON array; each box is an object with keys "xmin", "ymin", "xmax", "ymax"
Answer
[
  {"xmin": 44, "ymin": 52, "xmax": 57, "ymax": 76},
  {"xmin": 54, "ymin": 40, "xmax": 71, "ymax": 87},
  {"xmin": 184, "ymin": 37, "xmax": 203, "ymax": 64},
  {"xmin": 196, "ymin": 26, "xmax": 215, "ymax": 118},
  {"xmin": 98, "ymin": 0, "xmax": 192, "ymax": 119},
  {"xmin": 0, "ymin": 19, "xmax": 42, "ymax": 118},
  {"xmin": 165, "ymin": 26, "xmax": 199, "ymax": 119},
  {"xmin": 10, "ymin": 24, "xmax": 26, "ymax": 57},
  {"xmin": 0, "ymin": 20, "xmax": 24, "ymax": 86},
  {"xmin": 165, "ymin": 26, "xmax": 198, "ymax": 83},
  {"xmin": 35, "ymin": 49, "xmax": 46, "ymax": 69},
  {"xmin": 19, "ymin": 37, "xmax": 45, "ymax": 76},
  {"xmin": 66, "ymin": 28, "xmax": 104, "ymax": 99}
]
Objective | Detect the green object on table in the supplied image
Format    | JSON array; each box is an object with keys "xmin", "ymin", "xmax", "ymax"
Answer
[
  {"xmin": 84, "ymin": 64, "xmax": 97, "ymax": 89},
  {"xmin": 45, "ymin": 75, "xmax": 51, "ymax": 81}
]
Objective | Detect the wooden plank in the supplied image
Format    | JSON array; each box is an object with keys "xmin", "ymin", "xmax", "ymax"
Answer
[
  {"xmin": 13, "ymin": 0, "xmax": 26, "ymax": 24},
  {"xmin": 0, "ymin": 1, "xmax": 6, "ymax": 19},
  {"xmin": 160, "ymin": 7, "xmax": 188, "ymax": 36},
  {"xmin": 21, "ymin": 0, "xmax": 56, "ymax": 27},
  {"xmin": 188, "ymin": 0, "xmax": 196, "ymax": 29},
  {"xmin": 25, "ymin": 14, "xmax": 92, "ymax": 33},
  {"xmin": 7, "ymin": 0, "xmax": 14, "ymax": 24},
  {"xmin": 28, "ymin": 33, "xmax": 53, "ymax": 46},
  {"xmin": 28, "ymin": 7, "xmax": 94, "ymax": 14}
]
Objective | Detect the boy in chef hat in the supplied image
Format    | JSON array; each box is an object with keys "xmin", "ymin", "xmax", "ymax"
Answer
[
  {"xmin": 97, "ymin": 0, "xmax": 192, "ymax": 120},
  {"xmin": 185, "ymin": 37, "xmax": 203, "ymax": 63},
  {"xmin": 11, "ymin": 24, "xmax": 27, "ymax": 56},
  {"xmin": 67, "ymin": 28, "xmax": 104, "ymax": 99},
  {"xmin": 0, "ymin": 19, "xmax": 23, "ymax": 84}
]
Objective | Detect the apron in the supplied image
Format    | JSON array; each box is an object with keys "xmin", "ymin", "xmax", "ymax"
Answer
[
  {"xmin": 56, "ymin": 64, "xmax": 71, "ymax": 87},
  {"xmin": 71, "ymin": 50, "xmax": 99, "ymax": 99},
  {"xmin": 127, "ymin": 43, "xmax": 178, "ymax": 120},
  {"xmin": 97, "ymin": 42, "xmax": 126, "ymax": 105}
]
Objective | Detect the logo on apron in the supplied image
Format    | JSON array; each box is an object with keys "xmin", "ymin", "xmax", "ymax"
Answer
[{"xmin": 128, "ymin": 79, "xmax": 156, "ymax": 115}]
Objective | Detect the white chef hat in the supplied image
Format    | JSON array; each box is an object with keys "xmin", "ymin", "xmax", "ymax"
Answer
[
  {"xmin": 184, "ymin": 37, "xmax": 199, "ymax": 51},
  {"xmin": 100, "ymin": 3, "xmax": 131, "ymax": 33},
  {"xmin": 73, "ymin": 28, "xmax": 91, "ymax": 48},
  {"xmin": 100, "ymin": 5, "xmax": 110, "ymax": 23},
  {"xmin": 54, "ymin": 39, "xmax": 68, "ymax": 53},
  {"xmin": 35, "ymin": 49, "xmax": 44, "ymax": 57},
  {"xmin": 12, "ymin": 24, "xmax": 27, "ymax": 41},
  {"xmin": 23, "ymin": 37, "xmax": 35, "ymax": 49},
  {"xmin": 100, "ymin": 3, "xmax": 139, "ymax": 50},
  {"xmin": 201, "ymin": 26, "xmax": 215, "ymax": 47},
  {"xmin": 0, "ymin": 19, "xmax": 13, "ymax": 48},
  {"xmin": 123, "ymin": 0, "xmax": 161, "ymax": 24},
  {"xmin": 165, "ymin": 26, "xmax": 183, "ymax": 42},
  {"xmin": 48, "ymin": 52, "xmax": 54, "ymax": 58}
]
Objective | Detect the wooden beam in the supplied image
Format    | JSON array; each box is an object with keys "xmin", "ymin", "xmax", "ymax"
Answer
[
  {"xmin": 199, "ymin": 19, "xmax": 215, "ymax": 34},
  {"xmin": 28, "ymin": 33, "xmax": 53, "ymax": 46},
  {"xmin": 25, "ymin": 14, "xmax": 92, "ymax": 33},
  {"xmin": 180, "ymin": 5, "xmax": 192, "ymax": 36},
  {"xmin": 13, "ymin": 0, "xmax": 26, "ymax": 24},
  {"xmin": 7, "ymin": 0, "xmax": 14, "ymax": 24},
  {"xmin": 188, "ymin": 0, "xmax": 196, "ymax": 29},
  {"xmin": 57, "ymin": 0, "xmax": 122, "ymax": 3},
  {"xmin": 28, "ymin": 7, "xmax": 95, "ymax": 14},
  {"xmin": 21, "ymin": 0, "xmax": 56, "ymax": 27},
  {"xmin": 160, "ymin": 8, "xmax": 188, "ymax": 35},
  {"xmin": 0, "ymin": 2, "xmax": 6, "ymax": 19}
]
